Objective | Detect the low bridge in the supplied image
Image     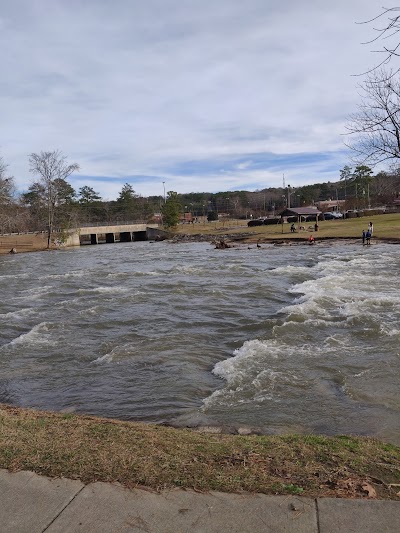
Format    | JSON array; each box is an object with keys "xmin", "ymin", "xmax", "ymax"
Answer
[{"xmin": 78, "ymin": 223, "xmax": 160, "ymax": 245}]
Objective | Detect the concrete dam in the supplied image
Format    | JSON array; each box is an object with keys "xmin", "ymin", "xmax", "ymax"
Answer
[{"xmin": 78, "ymin": 224, "xmax": 161, "ymax": 245}]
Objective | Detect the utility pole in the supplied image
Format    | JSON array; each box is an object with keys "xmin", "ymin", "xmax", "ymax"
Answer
[
  {"xmin": 287, "ymin": 184, "xmax": 294, "ymax": 209},
  {"xmin": 162, "ymin": 181, "xmax": 166, "ymax": 203}
]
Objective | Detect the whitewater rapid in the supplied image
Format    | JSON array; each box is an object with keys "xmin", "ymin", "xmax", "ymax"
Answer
[{"xmin": 0, "ymin": 241, "xmax": 399, "ymax": 442}]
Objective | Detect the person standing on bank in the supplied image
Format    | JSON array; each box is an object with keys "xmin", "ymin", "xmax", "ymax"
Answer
[
  {"xmin": 366, "ymin": 229, "xmax": 371, "ymax": 245},
  {"xmin": 362, "ymin": 230, "xmax": 366, "ymax": 245},
  {"xmin": 368, "ymin": 221, "xmax": 374, "ymax": 236}
]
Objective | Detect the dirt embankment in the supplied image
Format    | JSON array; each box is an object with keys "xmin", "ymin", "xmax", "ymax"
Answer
[{"xmin": 0, "ymin": 233, "xmax": 49, "ymax": 255}]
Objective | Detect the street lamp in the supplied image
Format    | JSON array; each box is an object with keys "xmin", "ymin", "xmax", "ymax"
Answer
[
  {"xmin": 287, "ymin": 185, "xmax": 296, "ymax": 209},
  {"xmin": 162, "ymin": 181, "xmax": 166, "ymax": 203}
]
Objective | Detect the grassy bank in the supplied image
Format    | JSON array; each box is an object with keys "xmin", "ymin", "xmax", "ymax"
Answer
[
  {"xmin": 1, "ymin": 213, "xmax": 399, "ymax": 255},
  {"xmin": 1, "ymin": 404, "xmax": 400, "ymax": 499},
  {"xmin": 173, "ymin": 212, "xmax": 400, "ymax": 242}
]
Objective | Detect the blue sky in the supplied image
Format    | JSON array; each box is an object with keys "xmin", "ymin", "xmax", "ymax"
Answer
[{"xmin": 0, "ymin": 0, "xmax": 386, "ymax": 200}]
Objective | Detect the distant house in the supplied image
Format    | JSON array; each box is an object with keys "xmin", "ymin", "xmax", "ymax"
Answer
[
  {"xmin": 180, "ymin": 212, "xmax": 193, "ymax": 223},
  {"xmin": 315, "ymin": 199, "xmax": 345, "ymax": 212}
]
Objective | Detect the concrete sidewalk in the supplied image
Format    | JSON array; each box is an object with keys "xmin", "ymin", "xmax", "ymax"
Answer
[{"xmin": 1, "ymin": 469, "xmax": 399, "ymax": 532}]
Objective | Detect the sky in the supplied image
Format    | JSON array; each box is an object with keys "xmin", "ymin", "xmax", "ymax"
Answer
[{"xmin": 0, "ymin": 0, "xmax": 389, "ymax": 200}]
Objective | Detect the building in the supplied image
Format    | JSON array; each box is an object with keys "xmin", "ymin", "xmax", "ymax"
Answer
[{"xmin": 315, "ymin": 200, "xmax": 346, "ymax": 212}]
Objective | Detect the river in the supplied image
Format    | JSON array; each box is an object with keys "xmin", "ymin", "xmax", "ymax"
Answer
[{"xmin": 0, "ymin": 240, "xmax": 399, "ymax": 443}]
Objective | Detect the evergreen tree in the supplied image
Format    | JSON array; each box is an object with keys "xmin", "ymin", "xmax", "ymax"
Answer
[
  {"xmin": 162, "ymin": 191, "xmax": 181, "ymax": 228},
  {"xmin": 116, "ymin": 183, "xmax": 139, "ymax": 219},
  {"xmin": 78, "ymin": 186, "xmax": 102, "ymax": 204}
]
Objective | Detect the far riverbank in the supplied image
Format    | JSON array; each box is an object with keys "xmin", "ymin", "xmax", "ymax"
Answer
[{"xmin": 1, "ymin": 211, "xmax": 400, "ymax": 255}]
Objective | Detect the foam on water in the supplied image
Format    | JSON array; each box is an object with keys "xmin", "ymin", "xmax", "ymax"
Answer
[
  {"xmin": 16, "ymin": 285, "xmax": 54, "ymax": 300},
  {"xmin": 282, "ymin": 253, "xmax": 400, "ymax": 324},
  {"xmin": 0, "ymin": 308, "xmax": 34, "ymax": 320},
  {"xmin": 204, "ymin": 246, "xmax": 400, "ymax": 414},
  {"xmin": 92, "ymin": 353, "xmax": 114, "ymax": 364},
  {"xmin": 106, "ymin": 272, "xmax": 131, "ymax": 279},
  {"xmin": 78, "ymin": 305, "xmax": 102, "ymax": 317},
  {"xmin": 5, "ymin": 322, "xmax": 58, "ymax": 348},
  {"xmin": 39, "ymin": 270, "xmax": 89, "ymax": 280},
  {"xmin": 172, "ymin": 265, "xmax": 207, "ymax": 275},
  {"xmin": 78, "ymin": 286, "xmax": 128, "ymax": 295},
  {"xmin": 380, "ymin": 325, "xmax": 400, "ymax": 337},
  {"xmin": 203, "ymin": 339, "xmax": 295, "ymax": 408},
  {"xmin": 272, "ymin": 264, "xmax": 316, "ymax": 276},
  {"xmin": 203, "ymin": 338, "xmax": 303, "ymax": 408},
  {"xmin": 130, "ymin": 270, "xmax": 162, "ymax": 276},
  {"xmin": 0, "ymin": 273, "xmax": 30, "ymax": 280}
]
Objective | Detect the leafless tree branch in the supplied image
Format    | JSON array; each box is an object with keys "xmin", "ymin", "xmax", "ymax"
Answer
[
  {"xmin": 345, "ymin": 69, "xmax": 400, "ymax": 165},
  {"xmin": 356, "ymin": 7, "xmax": 400, "ymax": 75}
]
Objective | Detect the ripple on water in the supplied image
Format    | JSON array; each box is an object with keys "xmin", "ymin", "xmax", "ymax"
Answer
[{"xmin": 0, "ymin": 241, "xmax": 399, "ymax": 443}]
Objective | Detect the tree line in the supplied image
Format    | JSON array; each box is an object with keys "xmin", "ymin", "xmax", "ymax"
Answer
[{"xmin": 1, "ymin": 149, "xmax": 400, "ymax": 240}]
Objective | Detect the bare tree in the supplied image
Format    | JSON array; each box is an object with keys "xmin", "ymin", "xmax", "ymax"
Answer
[
  {"xmin": 0, "ymin": 155, "xmax": 17, "ymax": 235},
  {"xmin": 0, "ymin": 155, "xmax": 15, "ymax": 205},
  {"xmin": 359, "ymin": 7, "xmax": 400, "ymax": 73},
  {"xmin": 29, "ymin": 150, "xmax": 79, "ymax": 248},
  {"xmin": 339, "ymin": 165, "xmax": 352, "ymax": 200},
  {"xmin": 345, "ymin": 69, "xmax": 400, "ymax": 165},
  {"xmin": 372, "ymin": 169, "xmax": 400, "ymax": 203}
]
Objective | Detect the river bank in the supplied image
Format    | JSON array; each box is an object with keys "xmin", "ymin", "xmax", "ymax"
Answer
[
  {"xmin": 1, "ymin": 403, "xmax": 400, "ymax": 499},
  {"xmin": 169, "ymin": 232, "xmax": 400, "ymax": 246},
  {"xmin": 0, "ymin": 232, "xmax": 49, "ymax": 255},
  {"xmin": 1, "ymin": 212, "xmax": 399, "ymax": 254}
]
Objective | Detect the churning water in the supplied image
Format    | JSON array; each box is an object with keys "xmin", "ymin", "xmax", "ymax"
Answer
[{"xmin": 0, "ymin": 241, "xmax": 399, "ymax": 443}]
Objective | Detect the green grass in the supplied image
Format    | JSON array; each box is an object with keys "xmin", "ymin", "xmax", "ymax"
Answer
[
  {"xmin": 1, "ymin": 404, "xmax": 400, "ymax": 499},
  {"xmin": 172, "ymin": 212, "xmax": 400, "ymax": 241}
]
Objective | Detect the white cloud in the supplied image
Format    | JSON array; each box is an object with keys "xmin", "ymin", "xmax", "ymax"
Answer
[{"xmin": 0, "ymin": 0, "xmax": 384, "ymax": 198}]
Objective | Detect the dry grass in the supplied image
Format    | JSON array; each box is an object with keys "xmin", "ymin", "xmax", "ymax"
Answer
[
  {"xmin": 173, "ymin": 213, "xmax": 400, "ymax": 242},
  {"xmin": 1, "ymin": 404, "xmax": 400, "ymax": 499},
  {"xmin": 1, "ymin": 213, "xmax": 399, "ymax": 256}
]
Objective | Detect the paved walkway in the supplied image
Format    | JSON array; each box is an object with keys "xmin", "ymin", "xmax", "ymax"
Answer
[{"xmin": 1, "ymin": 469, "xmax": 400, "ymax": 532}]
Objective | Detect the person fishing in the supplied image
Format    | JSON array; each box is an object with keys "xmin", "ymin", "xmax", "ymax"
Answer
[{"xmin": 308, "ymin": 235, "xmax": 315, "ymax": 244}]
